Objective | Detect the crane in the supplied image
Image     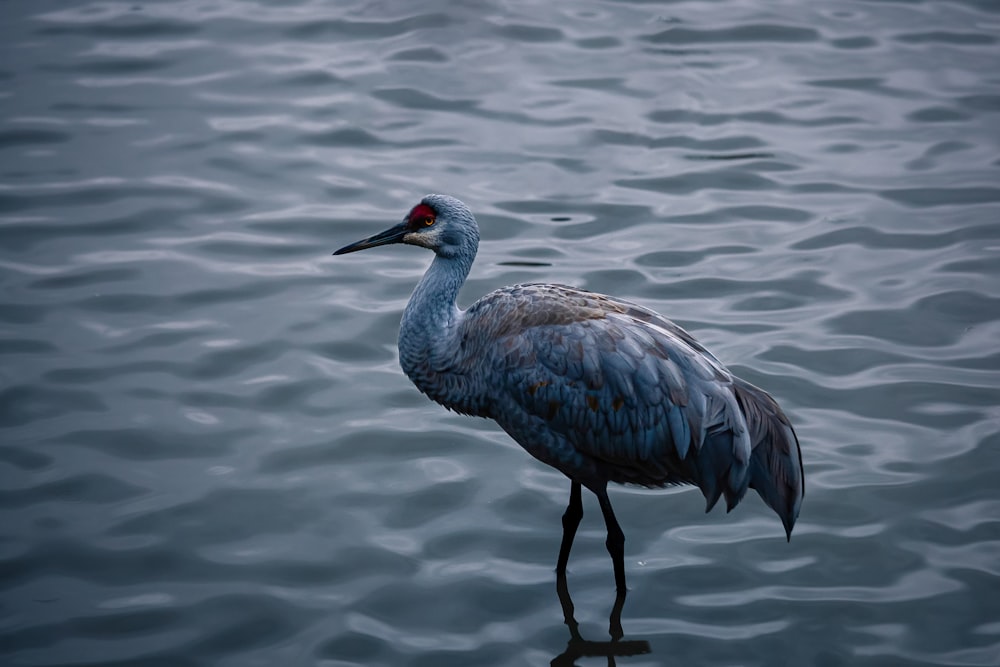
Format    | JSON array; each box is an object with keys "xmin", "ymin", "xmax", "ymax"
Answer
[{"xmin": 334, "ymin": 194, "xmax": 804, "ymax": 592}]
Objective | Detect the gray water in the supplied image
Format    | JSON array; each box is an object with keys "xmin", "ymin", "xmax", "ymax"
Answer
[{"xmin": 2, "ymin": 1, "xmax": 999, "ymax": 665}]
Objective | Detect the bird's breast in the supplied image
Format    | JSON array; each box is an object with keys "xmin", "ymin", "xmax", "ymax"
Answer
[{"xmin": 398, "ymin": 340, "xmax": 491, "ymax": 418}]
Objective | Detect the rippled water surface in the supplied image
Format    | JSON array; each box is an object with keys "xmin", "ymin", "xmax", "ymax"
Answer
[{"xmin": 2, "ymin": 1, "xmax": 999, "ymax": 665}]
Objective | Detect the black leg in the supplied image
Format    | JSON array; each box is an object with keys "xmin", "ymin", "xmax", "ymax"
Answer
[
  {"xmin": 555, "ymin": 571, "xmax": 580, "ymax": 642},
  {"xmin": 552, "ymin": 571, "xmax": 651, "ymax": 664},
  {"xmin": 595, "ymin": 487, "xmax": 627, "ymax": 592},
  {"xmin": 556, "ymin": 481, "xmax": 583, "ymax": 574},
  {"xmin": 609, "ymin": 587, "xmax": 627, "ymax": 641}
]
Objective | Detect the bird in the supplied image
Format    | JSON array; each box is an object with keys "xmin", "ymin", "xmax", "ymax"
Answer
[{"xmin": 334, "ymin": 194, "xmax": 804, "ymax": 592}]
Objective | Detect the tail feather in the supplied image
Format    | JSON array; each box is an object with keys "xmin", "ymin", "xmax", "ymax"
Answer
[
  {"xmin": 733, "ymin": 379, "xmax": 804, "ymax": 540},
  {"xmin": 696, "ymin": 434, "xmax": 749, "ymax": 515},
  {"xmin": 695, "ymin": 392, "xmax": 751, "ymax": 515},
  {"xmin": 697, "ymin": 429, "xmax": 725, "ymax": 513}
]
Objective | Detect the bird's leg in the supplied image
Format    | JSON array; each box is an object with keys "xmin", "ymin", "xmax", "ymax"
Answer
[
  {"xmin": 555, "ymin": 571, "xmax": 581, "ymax": 642},
  {"xmin": 556, "ymin": 481, "xmax": 583, "ymax": 574},
  {"xmin": 609, "ymin": 587, "xmax": 627, "ymax": 641},
  {"xmin": 595, "ymin": 487, "xmax": 627, "ymax": 592}
]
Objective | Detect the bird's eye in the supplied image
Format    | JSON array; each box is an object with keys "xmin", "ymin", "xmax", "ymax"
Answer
[{"xmin": 422, "ymin": 216, "xmax": 435, "ymax": 227}]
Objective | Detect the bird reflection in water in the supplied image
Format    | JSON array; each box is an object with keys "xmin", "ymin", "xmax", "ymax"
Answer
[{"xmin": 552, "ymin": 573, "xmax": 651, "ymax": 666}]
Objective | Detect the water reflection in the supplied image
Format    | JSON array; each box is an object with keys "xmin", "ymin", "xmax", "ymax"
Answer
[{"xmin": 553, "ymin": 574, "xmax": 652, "ymax": 666}]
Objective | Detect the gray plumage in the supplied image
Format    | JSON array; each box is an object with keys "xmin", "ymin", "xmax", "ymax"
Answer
[{"xmin": 335, "ymin": 194, "xmax": 804, "ymax": 591}]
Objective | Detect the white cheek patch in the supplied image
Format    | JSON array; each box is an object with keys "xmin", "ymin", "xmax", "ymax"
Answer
[{"xmin": 404, "ymin": 227, "xmax": 443, "ymax": 248}]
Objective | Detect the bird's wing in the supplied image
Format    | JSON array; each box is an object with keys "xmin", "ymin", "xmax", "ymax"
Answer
[{"xmin": 468, "ymin": 284, "xmax": 754, "ymax": 508}]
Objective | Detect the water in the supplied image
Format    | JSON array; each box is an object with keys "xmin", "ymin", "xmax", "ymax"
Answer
[{"xmin": 2, "ymin": 1, "xmax": 998, "ymax": 665}]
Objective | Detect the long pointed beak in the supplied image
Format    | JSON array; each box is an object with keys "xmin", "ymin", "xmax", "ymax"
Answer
[{"xmin": 333, "ymin": 221, "xmax": 408, "ymax": 255}]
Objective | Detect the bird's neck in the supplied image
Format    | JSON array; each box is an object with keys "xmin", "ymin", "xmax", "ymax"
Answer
[{"xmin": 398, "ymin": 251, "xmax": 472, "ymax": 385}]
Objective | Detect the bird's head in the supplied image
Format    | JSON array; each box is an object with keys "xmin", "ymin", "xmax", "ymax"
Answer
[{"xmin": 334, "ymin": 194, "xmax": 480, "ymax": 260}]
